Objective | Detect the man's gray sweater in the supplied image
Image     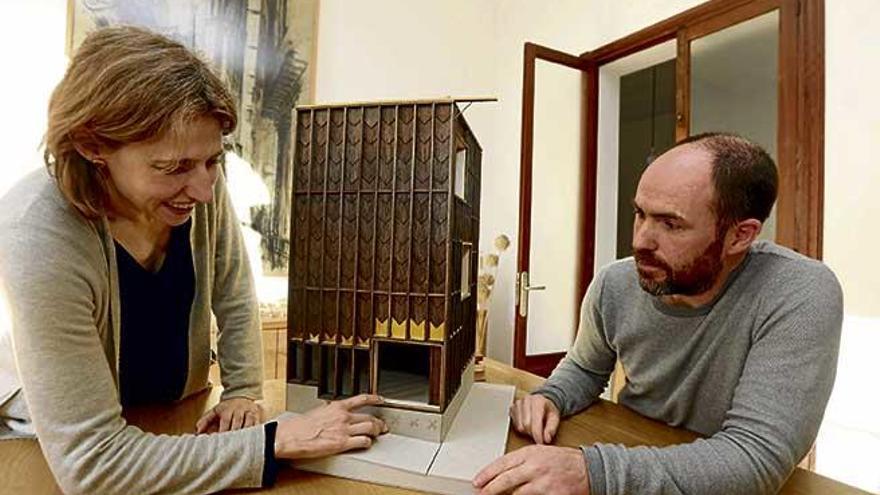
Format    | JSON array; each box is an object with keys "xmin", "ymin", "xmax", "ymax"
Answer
[{"xmin": 535, "ymin": 241, "xmax": 842, "ymax": 495}]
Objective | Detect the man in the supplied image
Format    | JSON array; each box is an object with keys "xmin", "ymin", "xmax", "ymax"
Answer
[{"xmin": 473, "ymin": 133, "xmax": 842, "ymax": 495}]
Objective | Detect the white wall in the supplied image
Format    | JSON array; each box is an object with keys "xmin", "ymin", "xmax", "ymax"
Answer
[
  {"xmin": 0, "ymin": 1, "xmax": 69, "ymax": 196},
  {"xmin": 818, "ymin": 1, "xmax": 880, "ymax": 491},
  {"xmin": 823, "ymin": 0, "xmax": 880, "ymax": 318},
  {"xmin": 595, "ymin": 65, "xmax": 621, "ymax": 272}
]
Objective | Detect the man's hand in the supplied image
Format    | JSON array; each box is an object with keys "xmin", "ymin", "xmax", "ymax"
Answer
[
  {"xmin": 274, "ymin": 394, "xmax": 387, "ymax": 460},
  {"xmin": 196, "ymin": 397, "xmax": 264, "ymax": 433},
  {"xmin": 473, "ymin": 445, "xmax": 590, "ymax": 495},
  {"xmin": 510, "ymin": 394, "xmax": 561, "ymax": 444}
]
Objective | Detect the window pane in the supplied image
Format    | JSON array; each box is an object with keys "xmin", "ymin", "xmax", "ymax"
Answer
[{"xmin": 691, "ymin": 10, "xmax": 779, "ymax": 240}]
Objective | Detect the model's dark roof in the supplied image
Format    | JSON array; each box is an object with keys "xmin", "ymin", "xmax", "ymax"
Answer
[{"xmin": 296, "ymin": 96, "xmax": 496, "ymax": 110}]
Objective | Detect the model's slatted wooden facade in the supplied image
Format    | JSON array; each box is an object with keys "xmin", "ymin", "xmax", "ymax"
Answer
[{"xmin": 287, "ymin": 100, "xmax": 481, "ymax": 411}]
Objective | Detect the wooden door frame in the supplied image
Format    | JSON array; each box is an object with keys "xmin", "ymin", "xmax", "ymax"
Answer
[
  {"xmin": 514, "ymin": 43, "xmax": 593, "ymax": 376},
  {"xmin": 514, "ymin": 0, "xmax": 824, "ymax": 376}
]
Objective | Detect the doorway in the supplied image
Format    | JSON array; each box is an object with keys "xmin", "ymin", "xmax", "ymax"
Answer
[{"xmin": 515, "ymin": 0, "xmax": 824, "ymax": 380}]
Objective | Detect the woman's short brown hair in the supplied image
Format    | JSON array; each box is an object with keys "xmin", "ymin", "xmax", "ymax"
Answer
[{"xmin": 44, "ymin": 26, "xmax": 238, "ymax": 219}]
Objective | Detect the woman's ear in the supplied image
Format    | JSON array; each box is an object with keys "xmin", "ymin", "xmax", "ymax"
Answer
[
  {"xmin": 727, "ymin": 219, "xmax": 762, "ymax": 256},
  {"xmin": 70, "ymin": 130, "xmax": 106, "ymax": 164}
]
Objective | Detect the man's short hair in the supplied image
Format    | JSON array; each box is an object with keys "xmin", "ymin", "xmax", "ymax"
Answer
[{"xmin": 674, "ymin": 132, "xmax": 778, "ymax": 229}]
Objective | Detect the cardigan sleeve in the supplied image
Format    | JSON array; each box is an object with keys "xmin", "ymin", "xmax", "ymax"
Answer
[{"xmin": 210, "ymin": 168, "xmax": 265, "ymax": 401}]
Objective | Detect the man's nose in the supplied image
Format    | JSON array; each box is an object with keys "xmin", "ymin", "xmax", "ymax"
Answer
[{"xmin": 632, "ymin": 220, "xmax": 657, "ymax": 252}]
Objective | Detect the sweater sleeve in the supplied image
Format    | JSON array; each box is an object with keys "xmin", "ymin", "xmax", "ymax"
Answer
[
  {"xmin": 211, "ymin": 169, "xmax": 264, "ymax": 401},
  {"xmin": 0, "ymin": 222, "xmax": 269, "ymax": 495},
  {"xmin": 584, "ymin": 266, "xmax": 843, "ymax": 495},
  {"xmin": 533, "ymin": 269, "xmax": 616, "ymax": 416}
]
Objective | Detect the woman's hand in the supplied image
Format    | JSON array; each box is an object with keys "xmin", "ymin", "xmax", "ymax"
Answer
[
  {"xmin": 275, "ymin": 394, "xmax": 387, "ymax": 460},
  {"xmin": 196, "ymin": 397, "xmax": 264, "ymax": 433}
]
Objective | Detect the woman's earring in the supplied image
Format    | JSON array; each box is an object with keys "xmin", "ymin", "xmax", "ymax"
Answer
[{"xmin": 92, "ymin": 159, "xmax": 110, "ymax": 179}]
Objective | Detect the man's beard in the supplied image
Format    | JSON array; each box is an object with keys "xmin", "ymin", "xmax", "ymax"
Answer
[{"xmin": 634, "ymin": 235, "xmax": 724, "ymax": 297}]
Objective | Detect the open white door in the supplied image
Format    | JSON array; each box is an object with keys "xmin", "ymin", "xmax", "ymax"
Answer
[{"xmin": 515, "ymin": 43, "xmax": 597, "ymax": 377}]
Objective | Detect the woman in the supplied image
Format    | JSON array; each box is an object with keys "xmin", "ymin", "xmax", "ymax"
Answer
[{"xmin": 0, "ymin": 26, "xmax": 384, "ymax": 494}]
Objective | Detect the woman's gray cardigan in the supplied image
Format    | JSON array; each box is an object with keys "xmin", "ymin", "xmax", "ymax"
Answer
[{"xmin": 0, "ymin": 168, "xmax": 269, "ymax": 494}]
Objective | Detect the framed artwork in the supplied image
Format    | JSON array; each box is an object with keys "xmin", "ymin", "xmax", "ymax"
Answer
[{"xmin": 66, "ymin": 0, "xmax": 320, "ymax": 279}]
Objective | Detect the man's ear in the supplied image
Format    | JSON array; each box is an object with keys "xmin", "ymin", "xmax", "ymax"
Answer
[{"xmin": 726, "ymin": 219, "xmax": 762, "ymax": 256}]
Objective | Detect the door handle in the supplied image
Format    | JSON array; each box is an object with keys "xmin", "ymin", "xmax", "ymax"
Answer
[{"xmin": 518, "ymin": 271, "xmax": 546, "ymax": 317}]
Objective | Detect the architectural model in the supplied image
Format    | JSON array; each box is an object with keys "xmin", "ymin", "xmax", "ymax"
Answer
[{"xmin": 286, "ymin": 98, "xmax": 483, "ymax": 442}]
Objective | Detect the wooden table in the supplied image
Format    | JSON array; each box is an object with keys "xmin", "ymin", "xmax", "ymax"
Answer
[{"xmin": 0, "ymin": 359, "xmax": 867, "ymax": 495}]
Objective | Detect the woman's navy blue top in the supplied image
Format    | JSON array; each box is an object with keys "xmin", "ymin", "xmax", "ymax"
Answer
[{"xmin": 116, "ymin": 219, "xmax": 194, "ymax": 407}]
